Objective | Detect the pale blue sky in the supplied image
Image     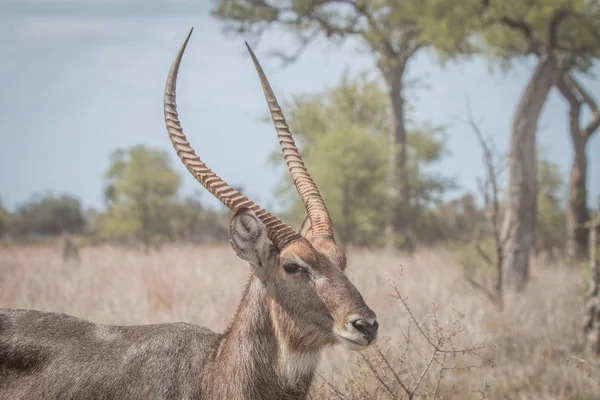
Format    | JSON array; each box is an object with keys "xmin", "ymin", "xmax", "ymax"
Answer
[{"xmin": 1, "ymin": 0, "xmax": 598, "ymax": 213}]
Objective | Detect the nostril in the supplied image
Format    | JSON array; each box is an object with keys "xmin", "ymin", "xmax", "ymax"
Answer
[
  {"xmin": 351, "ymin": 319, "xmax": 365, "ymax": 331},
  {"xmin": 351, "ymin": 318, "xmax": 379, "ymax": 340}
]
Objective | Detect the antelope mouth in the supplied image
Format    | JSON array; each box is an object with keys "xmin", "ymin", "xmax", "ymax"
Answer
[{"xmin": 335, "ymin": 332, "xmax": 375, "ymax": 351}]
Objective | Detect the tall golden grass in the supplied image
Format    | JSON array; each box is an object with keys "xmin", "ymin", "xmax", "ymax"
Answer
[{"xmin": 1, "ymin": 244, "xmax": 598, "ymax": 399}]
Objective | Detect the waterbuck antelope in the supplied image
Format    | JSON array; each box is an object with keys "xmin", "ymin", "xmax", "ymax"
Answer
[{"xmin": 0, "ymin": 28, "xmax": 379, "ymax": 400}]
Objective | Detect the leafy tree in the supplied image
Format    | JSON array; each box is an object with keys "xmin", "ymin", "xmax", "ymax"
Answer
[
  {"xmin": 0, "ymin": 199, "xmax": 11, "ymax": 238},
  {"xmin": 97, "ymin": 146, "xmax": 181, "ymax": 251},
  {"xmin": 269, "ymin": 73, "xmax": 453, "ymax": 247},
  {"xmin": 404, "ymin": 123, "xmax": 457, "ymax": 242},
  {"xmin": 170, "ymin": 192, "xmax": 229, "ymax": 244},
  {"xmin": 10, "ymin": 193, "xmax": 86, "ymax": 236},
  {"xmin": 418, "ymin": 193, "xmax": 486, "ymax": 244},
  {"xmin": 269, "ymin": 73, "xmax": 389, "ymax": 247},
  {"xmin": 484, "ymin": 0, "xmax": 599, "ymax": 290},
  {"xmin": 308, "ymin": 126, "xmax": 389, "ymax": 247},
  {"xmin": 425, "ymin": 0, "xmax": 600, "ymax": 290},
  {"xmin": 536, "ymin": 154, "xmax": 567, "ymax": 255},
  {"xmin": 212, "ymin": 0, "xmax": 456, "ymax": 245}
]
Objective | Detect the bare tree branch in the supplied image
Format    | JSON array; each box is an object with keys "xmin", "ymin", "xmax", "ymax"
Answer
[
  {"xmin": 454, "ymin": 98, "xmax": 506, "ymax": 310},
  {"xmin": 316, "ymin": 372, "xmax": 348, "ymax": 400},
  {"xmin": 567, "ymin": 75, "xmax": 600, "ymax": 138},
  {"xmin": 556, "ymin": 74, "xmax": 582, "ymax": 109},
  {"xmin": 556, "ymin": 74, "xmax": 584, "ymax": 145},
  {"xmin": 374, "ymin": 347, "xmax": 412, "ymax": 397},
  {"xmin": 410, "ymin": 344, "xmax": 439, "ymax": 397},
  {"xmin": 557, "ymin": 73, "xmax": 600, "ymax": 143},
  {"xmin": 360, "ymin": 353, "xmax": 397, "ymax": 399}
]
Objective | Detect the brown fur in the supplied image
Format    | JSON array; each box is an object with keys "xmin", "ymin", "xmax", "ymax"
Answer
[{"xmin": 0, "ymin": 209, "xmax": 377, "ymax": 399}]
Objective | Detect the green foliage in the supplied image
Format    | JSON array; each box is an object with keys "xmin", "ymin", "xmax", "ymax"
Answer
[
  {"xmin": 96, "ymin": 146, "xmax": 181, "ymax": 248},
  {"xmin": 484, "ymin": 1, "xmax": 598, "ymax": 68},
  {"xmin": 270, "ymin": 73, "xmax": 390, "ymax": 246},
  {"xmin": 214, "ymin": 0, "xmax": 472, "ymax": 247},
  {"xmin": 417, "ymin": 193, "xmax": 486, "ymax": 244},
  {"xmin": 10, "ymin": 193, "xmax": 86, "ymax": 236},
  {"xmin": 212, "ymin": 0, "xmax": 279, "ymax": 35},
  {"xmin": 266, "ymin": 72, "xmax": 388, "ymax": 165},
  {"xmin": 535, "ymin": 154, "xmax": 567, "ymax": 253},
  {"xmin": 417, "ymin": 0, "xmax": 480, "ymax": 57},
  {"xmin": 7, "ymin": 0, "xmax": 589, "ymax": 253},
  {"xmin": 0, "ymin": 200, "xmax": 11, "ymax": 237},
  {"xmin": 310, "ymin": 125, "xmax": 390, "ymax": 246},
  {"xmin": 269, "ymin": 73, "xmax": 455, "ymax": 246},
  {"xmin": 212, "ymin": 0, "xmax": 472, "ymax": 56},
  {"xmin": 170, "ymin": 193, "xmax": 229, "ymax": 244},
  {"xmin": 405, "ymin": 124, "xmax": 455, "ymax": 198},
  {"xmin": 423, "ymin": 0, "xmax": 600, "ymax": 71}
]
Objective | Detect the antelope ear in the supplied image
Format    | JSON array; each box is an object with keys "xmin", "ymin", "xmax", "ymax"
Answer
[
  {"xmin": 229, "ymin": 208, "xmax": 276, "ymax": 280},
  {"xmin": 299, "ymin": 215, "xmax": 313, "ymax": 239}
]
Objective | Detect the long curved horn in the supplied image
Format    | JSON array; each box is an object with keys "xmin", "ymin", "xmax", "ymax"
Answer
[
  {"xmin": 164, "ymin": 28, "xmax": 301, "ymax": 248},
  {"xmin": 245, "ymin": 43, "xmax": 335, "ymax": 240}
]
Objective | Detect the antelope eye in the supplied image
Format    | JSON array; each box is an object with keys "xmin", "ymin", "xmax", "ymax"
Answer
[{"xmin": 283, "ymin": 262, "xmax": 301, "ymax": 274}]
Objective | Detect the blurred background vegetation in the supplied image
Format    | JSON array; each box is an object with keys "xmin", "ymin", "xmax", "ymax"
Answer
[
  {"xmin": 0, "ymin": 84, "xmax": 579, "ymax": 252},
  {"xmin": 1, "ymin": 0, "xmax": 599, "ymax": 295}
]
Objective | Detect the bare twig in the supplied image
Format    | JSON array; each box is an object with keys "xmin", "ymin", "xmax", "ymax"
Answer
[
  {"xmin": 410, "ymin": 345, "xmax": 439, "ymax": 398},
  {"xmin": 360, "ymin": 353, "xmax": 397, "ymax": 399},
  {"xmin": 432, "ymin": 352, "xmax": 447, "ymax": 398},
  {"xmin": 455, "ymin": 100, "xmax": 507, "ymax": 310},
  {"xmin": 316, "ymin": 372, "xmax": 348, "ymax": 400},
  {"xmin": 375, "ymin": 347, "xmax": 411, "ymax": 397},
  {"xmin": 318, "ymin": 273, "xmax": 487, "ymax": 398},
  {"xmin": 390, "ymin": 280, "xmax": 486, "ymax": 356}
]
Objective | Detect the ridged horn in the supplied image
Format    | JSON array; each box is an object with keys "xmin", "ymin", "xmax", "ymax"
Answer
[
  {"xmin": 245, "ymin": 42, "xmax": 335, "ymax": 240},
  {"xmin": 163, "ymin": 28, "xmax": 301, "ymax": 248}
]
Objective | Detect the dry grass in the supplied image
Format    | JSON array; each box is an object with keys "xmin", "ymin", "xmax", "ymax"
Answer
[{"xmin": 1, "ymin": 244, "xmax": 598, "ymax": 399}]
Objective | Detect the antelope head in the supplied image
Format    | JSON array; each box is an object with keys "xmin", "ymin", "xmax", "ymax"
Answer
[{"xmin": 164, "ymin": 28, "xmax": 378, "ymax": 352}]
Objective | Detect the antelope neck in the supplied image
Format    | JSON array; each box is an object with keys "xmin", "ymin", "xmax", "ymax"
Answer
[{"xmin": 203, "ymin": 275, "xmax": 320, "ymax": 399}]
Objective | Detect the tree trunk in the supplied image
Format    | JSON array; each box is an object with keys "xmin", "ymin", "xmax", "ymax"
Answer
[
  {"xmin": 385, "ymin": 67, "xmax": 410, "ymax": 250},
  {"xmin": 584, "ymin": 213, "xmax": 600, "ymax": 355},
  {"xmin": 557, "ymin": 72, "xmax": 600, "ymax": 264},
  {"xmin": 501, "ymin": 56, "xmax": 559, "ymax": 291},
  {"xmin": 567, "ymin": 139, "xmax": 589, "ymax": 262}
]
